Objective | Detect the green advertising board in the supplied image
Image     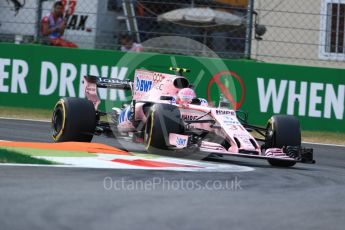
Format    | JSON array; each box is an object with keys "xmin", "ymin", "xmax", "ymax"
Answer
[{"xmin": 0, "ymin": 43, "xmax": 344, "ymax": 132}]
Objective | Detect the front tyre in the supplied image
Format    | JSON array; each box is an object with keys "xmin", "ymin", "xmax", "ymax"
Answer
[
  {"xmin": 52, "ymin": 97, "xmax": 96, "ymax": 142},
  {"xmin": 265, "ymin": 115, "xmax": 301, "ymax": 167},
  {"xmin": 144, "ymin": 104, "xmax": 184, "ymax": 153}
]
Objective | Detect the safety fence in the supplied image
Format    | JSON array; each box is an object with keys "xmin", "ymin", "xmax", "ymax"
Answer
[
  {"xmin": 0, "ymin": 0, "xmax": 249, "ymax": 58},
  {"xmin": 1, "ymin": 0, "xmax": 344, "ymax": 68},
  {"xmin": 252, "ymin": 0, "xmax": 345, "ymax": 68}
]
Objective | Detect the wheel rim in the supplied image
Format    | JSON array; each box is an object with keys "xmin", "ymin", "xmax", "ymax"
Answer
[
  {"xmin": 265, "ymin": 124, "xmax": 274, "ymax": 148},
  {"xmin": 52, "ymin": 106, "xmax": 63, "ymax": 136},
  {"xmin": 144, "ymin": 110, "xmax": 156, "ymax": 150},
  {"xmin": 144, "ymin": 115, "xmax": 152, "ymax": 146}
]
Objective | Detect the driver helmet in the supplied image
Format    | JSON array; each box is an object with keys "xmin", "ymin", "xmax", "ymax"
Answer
[
  {"xmin": 177, "ymin": 88, "xmax": 196, "ymax": 106},
  {"xmin": 198, "ymin": 98, "xmax": 208, "ymax": 106}
]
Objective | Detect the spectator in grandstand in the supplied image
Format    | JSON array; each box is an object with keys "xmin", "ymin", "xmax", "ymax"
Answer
[
  {"xmin": 41, "ymin": 1, "xmax": 78, "ymax": 48},
  {"xmin": 119, "ymin": 33, "xmax": 143, "ymax": 52}
]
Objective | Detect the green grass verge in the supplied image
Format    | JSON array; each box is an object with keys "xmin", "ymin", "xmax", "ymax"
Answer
[
  {"xmin": 0, "ymin": 106, "xmax": 52, "ymax": 121},
  {"xmin": 302, "ymin": 131, "xmax": 345, "ymax": 145},
  {"xmin": 0, "ymin": 147, "xmax": 95, "ymax": 157},
  {"xmin": 0, "ymin": 148, "xmax": 55, "ymax": 164}
]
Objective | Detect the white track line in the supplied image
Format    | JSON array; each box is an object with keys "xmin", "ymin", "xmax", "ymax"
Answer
[
  {"xmin": 0, "ymin": 163, "xmax": 81, "ymax": 168},
  {"xmin": 0, "ymin": 162, "xmax": 255, "ymax": 172},
  {"xmin": 0, "ymin": 117, "xmax": 344, "ymax": 148},
  {"xmin": 0, "ymin": 116, "xmax": 49, "ymax": 123},
  {"xmin": 302, "ymin": 141, "xmax": 345, "ymax": 148}
]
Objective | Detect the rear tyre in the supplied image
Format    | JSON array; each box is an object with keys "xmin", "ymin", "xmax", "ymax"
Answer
[
  {"xmin": 144, "ymin": 104, "xmax": 184, "ymax": 152},
  {"xmin": 265, "ymin": 115, "xmax": 301, "ymax": 167},
  {"xmin": 52, "ymin": 97, "xmax": 96, "ymax": 142}
]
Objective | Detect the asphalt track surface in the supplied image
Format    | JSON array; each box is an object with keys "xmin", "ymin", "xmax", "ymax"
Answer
[{"xmin": 0, "ymin": 118, "xmax": 344, "ymax": 230}]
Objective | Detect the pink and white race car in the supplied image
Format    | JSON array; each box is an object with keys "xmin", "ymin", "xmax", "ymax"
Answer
[{"xmin": 51, "ymin": 67, "xmax": 314, "ymax": 167}]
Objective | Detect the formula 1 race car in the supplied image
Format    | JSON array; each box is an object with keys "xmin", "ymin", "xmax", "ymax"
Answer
[{"xmin": 51, "ymin": 67, "xmax": 314, "ymax": 167}]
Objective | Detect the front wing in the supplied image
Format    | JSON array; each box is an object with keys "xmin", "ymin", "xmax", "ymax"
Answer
[{"xmin": 168, "ymin": 134, "xmax": 315, "ymax": 164}]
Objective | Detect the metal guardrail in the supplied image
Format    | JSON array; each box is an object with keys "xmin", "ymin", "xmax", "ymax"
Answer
[{"xmin": 0, "ymin": 0, "xmax": 344, "ymax": 68}]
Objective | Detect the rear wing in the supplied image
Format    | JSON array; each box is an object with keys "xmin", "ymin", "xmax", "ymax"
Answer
[
  {"xmin": 83, "ymin": 75, "xmax": 132, "ymax": 110},
  {"xmin": 84, "ymin": 75, "xmax": 132, "ymax": 90}
]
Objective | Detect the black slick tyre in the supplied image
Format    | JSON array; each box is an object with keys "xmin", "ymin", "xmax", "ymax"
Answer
[{"xmin": 52, "ymin": 97, "xmax": 96, "ymax": 142}]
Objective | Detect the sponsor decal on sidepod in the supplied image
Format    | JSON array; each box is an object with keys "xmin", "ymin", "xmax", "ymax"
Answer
[{"xmin": 136, "ymin": 77, "xmax": 153, "ymax": 92}]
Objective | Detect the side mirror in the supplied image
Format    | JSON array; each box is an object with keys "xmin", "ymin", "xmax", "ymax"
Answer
[
  {"xmin": 160, "ymin": 96, "xmax": 174, "ymax": 100},
  {"xmin": 218, "ymin": 101, "xmax": 231, "ymax": 108}
]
